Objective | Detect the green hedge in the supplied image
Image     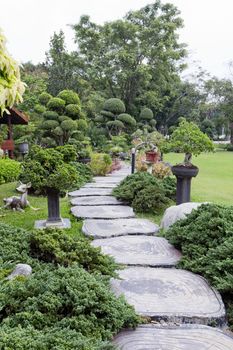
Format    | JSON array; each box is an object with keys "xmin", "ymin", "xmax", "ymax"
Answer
[
  {"xmin": 0, "ymin": 159, "xmax": 21, "ymax": 184},
  {"xmin": 0, "ymin": 223, "xmax": 139, "ymax": 349}
]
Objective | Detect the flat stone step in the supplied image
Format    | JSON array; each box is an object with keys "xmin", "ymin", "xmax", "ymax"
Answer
[
  {"xmin": 92, "ymin": 236, "xmax": 181, "ymax": 267},
  {"xmin": 71, "ymin": 205, "xmax": 135, "ymax": 219},
  {"xmin": 83, "ymin": 183, "xmax": 116, "ymax": 188},
  {"xmin": 68, "ymin": 188, "xmax": 113, "ymax": 197},
  {"xmin": 111, "ymin": 267, "xmax": 225, "ymax": 326},
  {"xmin": 70, "ymin": 196, "xmax": 124, "ymax": 206},
  {"xmin": 82, "ymin": 218, "xmax": 159, "ymax": 238},
  {"xmin": 113, "ymin": 324, "xmax": 233, "ymax": 349},
  {"xmin": 93, "ymin": 176, "xmax": 123, "ymax": 183}
]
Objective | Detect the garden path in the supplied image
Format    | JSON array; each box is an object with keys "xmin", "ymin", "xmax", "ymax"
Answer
[{"xmin": 69, "ymin": 165, "xmax": 233, "ymax": 349}]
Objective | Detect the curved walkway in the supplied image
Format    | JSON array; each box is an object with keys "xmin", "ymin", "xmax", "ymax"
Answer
[{"xmin": 69, "ymin": 166, "xmax": 233, "ymax": 349}]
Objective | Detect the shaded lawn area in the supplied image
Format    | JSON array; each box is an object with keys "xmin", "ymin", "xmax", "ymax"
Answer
[
  {"xmin": 0, "ymin": 182, "xmax": 82, "ymax": 235},
  {"xmin": 165, "ymin": 151, "xmax": 233, "ymax": 205}
]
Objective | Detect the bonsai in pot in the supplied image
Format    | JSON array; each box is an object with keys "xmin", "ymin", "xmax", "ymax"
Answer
[
  {"xmin": 170, "ymin": 119, "xmax": 214, "ymax": 204},
  {"xmin": 20, "ymin": 146, "xmax": 79, "ymax": 228}
]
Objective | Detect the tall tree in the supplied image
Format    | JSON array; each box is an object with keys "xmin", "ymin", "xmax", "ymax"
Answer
[{"xmin": 72, "ymin": 1, "xmax": 186, "ymax": 115}]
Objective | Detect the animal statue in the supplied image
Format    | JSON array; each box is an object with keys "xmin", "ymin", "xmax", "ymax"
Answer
[{"xmin": 2, "ymin": 182, "xmax": 40, "ymax": 212}]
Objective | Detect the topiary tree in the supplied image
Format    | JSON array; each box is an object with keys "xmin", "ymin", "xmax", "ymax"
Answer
[
  {"xmin": 21, "ymin": 146, "xmax": 79, "ymax": 227},
  {"xmin": 96, "ymin": 98, "xmax": 136, "ymax": 136},
  {"xmin": 57, "ymin": 89, "xmax": 81, "ymax": 105},
  {"xmin": 38, "ymin": 92, "xmax": 52, "ymax": 105},
  {"xmin": 47, "ymin": 97, "xmax": 65, "ymax": 113},
  {"xmin": 0, "ymin": 29, "xmax": 25, "ymax": 115},
  {"xmin": 170, "ymin": 119, "xmax": 214, "ymax": 165},
  {"xmin": 138, "ymin": 107, "xmax": 156, "ymax": 131}
]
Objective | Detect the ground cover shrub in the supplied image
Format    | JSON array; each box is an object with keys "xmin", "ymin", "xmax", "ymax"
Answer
[
  {"xmin": 113, "ymin": 172, "xmax": 174, "ymax": 213},
  {"xmin": 162, "ymin": 203, "xmax": 233, "ymax": 329},
  {"xmin": 0, "ymin": 158, "xmax": 21, "ymax": 184},
  {"xmin": 89, "ymin": 153, "xmax": 112, "ymax": 175},
  {"xmin": 0, "ymin": 223, "xmax": 139, "ymax": 349}
]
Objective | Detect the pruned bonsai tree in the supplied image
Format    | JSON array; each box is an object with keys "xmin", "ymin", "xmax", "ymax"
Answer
[
  {"xmin": 169, "ymin": 119, "xmax": 214, "ymax": 204},
  {"xmin": 20, "ymin": 145, "xmax": 79, "ymax": 228},
  {"xmin": 170, "ymin": 119, "xmax": 214, "ymax": 167}
]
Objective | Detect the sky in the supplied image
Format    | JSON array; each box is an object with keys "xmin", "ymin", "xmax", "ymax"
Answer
[{"xmin": 1, "ymin": 0, "xmax": 233, "ymax": 79}]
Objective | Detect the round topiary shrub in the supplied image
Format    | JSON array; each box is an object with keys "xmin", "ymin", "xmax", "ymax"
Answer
[
  {"xmin": 41, "ymin": 120, "xmax": 59, "ymax": 130},
  {"xmin": 140, "ymin": 107, "xmax": 153, "ymax": 120},
  {"xmin": 47, "ymin": 97, "xmax": 65, "ymax": 113},
  {"xmin": 65, "ymin": 104, "xmax": 81, "ymax": 119},
  {"xmin": 103, "ymin": 98, "xmax": 126, "ymax": 114},
  {"xmin": 38, "ymin": 92, "xmax": 52, "ymax": 106},
  {"xmin": 107, "ymin": 120, "xmax": 125, "ymax": 129},
  {"xmin": 54, "ymin": 126, "xmax": 64, "ymax": 136},
  {"xmin": 42, "ymin": 111, "xmax": 59, "ymax": 120},
  {"xmin": 76, "ymin": 119, "xmax": 88, "ymax": 131},
  {"xmin": 57, "ymin": 90, "xmax": 81, "ymax": 105},
  {"xmin": 58, "ymin": 115, "xmax": 70, "ymax": 122},
  {"xmin": 61, "ymin": 119, "xmax": 77, "ymax": 131},
  {"xmin": 95, "ymin": 115, "xmax": 105, "ymax": 123},
  {"xmin": 117, "ymin": 113, "xmax": 137, "ymax": 126},
  {"xmin": 34, "ymin": 104, "xmax": 46, "ymax": 114},
  {"xmin": 100, "ymin": 110, "xmax": 115, "ymax": 118}
]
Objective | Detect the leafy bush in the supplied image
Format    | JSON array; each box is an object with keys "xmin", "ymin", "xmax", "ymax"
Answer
[
  {"xmin": 65, "ymin": 104, "xmax": 81, "ymax": 119},
  {"xmin": 42, "ymin": 110, "xmax": 59, "ymax": 120},
  {"xmin": 60, "ymin": 118, "xmax": 77, "ymax": 131},
  {"xmin": 57, "ymin": 90, "xmax": 81, "ymax": 105},
  {"xmin": 34, "ymin": 104, "xmax": 46, "ymax": 114},
  {"xmin": 47, "ymin": 97, "xmax": 65, "ymax": 113},
  {"xmin": 113, "ymin": 172, "xmax": 174, "ymax": 213},
  {"xmin": 226, "ymin": 144, "xmax": 233, "ymax": 152},
  {"xmin": 38, "ymin": 92, "xmax": 52, "ymax": 105},
  {"xmin": 0, "ymin": 159, "xmax": 21, "ymax": 184},
  {"xmin": 41, "ymin": 119, "xmax": 59, "ymax": 130},
  {"xmin": 140, "ymin": 107, "xmax": 153, "ymax": 120},
  {"xmin": 161, "ymin": 176, "xmax": 176, "ymax": 200},
  {"xmin": 0, "ymin": 223, "xmax": 139, "ymax": 348},
  {"xmin": 152, "ymin": 162, "xmax": 171, "ymax": 179},
  {"xmin": 162, "ymin": 203, "xmax": 233, "ymax": 329},
  {"xmin": 103, "ymin": 98, "xmax": 126, "ymax": 114},
  {"xmin": 117, "ymin": 113, "xmax": 136, "ymax": 126},
  {"xmin": 71, "ymin": 162, "xmax": 93, "ymax": 183},
  {"xmin": 90, "ymin": 153, "xmax": 112, "ymax": 176}
]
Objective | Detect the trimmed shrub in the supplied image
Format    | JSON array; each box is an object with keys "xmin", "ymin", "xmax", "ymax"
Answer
[
  {"xmin": 77, "ymin": 119, "xmax": 88, "ymax": 131},
  {"xmin": 226, "ymin": 144, "xmax": 233, "ymax": 152},
  {"xmin": 65, "ymin": 104, "xmax": 81, "ymax": 119},
  {"xmin": 60, "ymin": 119, "xmax": 77, "ymax": 131},
  {"xmin": 90, "ymin": 153, "xmax": 112, "ymax": 176},
  {"xmin": 140, "ymin": 108, "xmax": 153, "ymax": 120},
  {"xmin": 95, "ymin": 115, "xmax": 105, "ymax": 123},
  {"xmin": 132, "ymin": 184, "xmax": 168, "ymax": 213},
  {"xmin": 103, "ymin": 98, "xmax": 126, "ymax": 114},
  {"xmin": 107, "ymin": 120, "xmax": 125, "ymax": 129},
  {"xmin": 117, "ymin": 114, "xmax": 136, "ymax": 126},
  {"xmin": 47, "ymin": 97, "xmax": 65, "ymax": 113},
  {"xmin": 41, "ymin": 120, "xmax": 59, "ymax": 130},
  {"xmin": 38, "ymin": 92, "xmax": 52, "ymax": 105},
  {"xmin": 152, "ymin": 162, "xmax": 171, "ymax": 179},
  {"xmin": 162, "ymin": 203, "xmax": 233, "ymax": 330},
  {"xmin": 0, "ymin": 159, "xmax": 21, "ymax": 184},
  {"xmin": 42, "ymin": 111, "xmax": 59, "ymax": 120},
  {"xmin": 34, "ymin": 104, "xmax": 46, "ymax": 114},
  {"xmin": 100, "ymin": 110, "xmax": 114, "ymax": 118},
  {"xmin": 58, "ymin": 115, "xmax": 70, "ymax": 122},
  {"xmin": 57, "ymin": 90, "xmax": 81, "ymax": 105}
]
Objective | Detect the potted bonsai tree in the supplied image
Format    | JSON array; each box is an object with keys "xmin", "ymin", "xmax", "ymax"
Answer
[
  {"xmin": 20, "ymin": 145, "xmax": 79, "ymax": 228},
  {"xmin": 170, "ymin": 119, "xmax": 214, "ymax": 204}
]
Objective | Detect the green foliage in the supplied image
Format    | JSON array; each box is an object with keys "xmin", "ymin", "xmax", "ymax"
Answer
[
  {"xmin": 117, "ymin": 113, "xmax": 136, "ymax": 126},
  {"xmin": 20, "ymin": 146, "xmax": 79, "ymax": 193},
  {"xmin": 38, "ymin": 92, "xmax": 52, "ymax": 105},
  {"xmin": 60, "ymin": 118, "xmax": 77, "ymax": 131},
  {"xmin": 57, "ymin": 89, "xmax": 81, "ymax": 105},
  {"xmin": 30, "ymin": 229, "xmax": 117, "ymax": 276},
  {"xmin": 42, "ymin": 110, "xmax": 59, "ymax": 120},
  {"xmin": 161, "ymin": 176, "xmax": 176, "ymax": 200},
  {"xmin": 170, "ymin": 119, "xmax": 214, "ymax": 163},
  {"xmin": 47, "ymin": 97, "xmax": 65, "ymax": 113},
  {"xmin": 0, "ymin": 159, "xmax": 21, "ymax": 185},
  {"xmin": 107, "ymin": 120, "xmax": 124, "ymax": 129},
  {"xmin": 226, "ymin": 144, "xmax": 233, "ymax": 152},
  {"xmin": 71, "ymin": 162, "xmax": 93, "ymax": 183},
  {"xmin": 65, "ymin": 103, "xmax": 81, "ymax": 119},
  {"xmin": 77, "ymin": 119, "xmax": 88, "ymax": 131},
  {"xmin": 162, "ymin": 203, "xmax": 233, "ymax": 329},
  {"xmin": 103, "ymin": 98, "xmax": 126, "ymax": 114},
  {"xmin": 41, "ymin": 119, "xmax": 59, "ymax": 130},
  {"xmin": 0, "ymin": 223, "xmax": 139, "ymax": 349},
  {"xmin": 55, "ymin": 145, "xmax": 77, "ymax": 162},
  {"xmin": 113, "ymin": 172, "xmax": 174, "ymax": 213},
  {"xmin": 89, "ymin": 153, "xmax": 112, "ymax": 176},
  {"xmin": 34, "ymin": 104, "xmax": 46, "ymax": 114},
  {"xmin": 140, "ymin": 108, "xmax": 153, "ymax": 120}
]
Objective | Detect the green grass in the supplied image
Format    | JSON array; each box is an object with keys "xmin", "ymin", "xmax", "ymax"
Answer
[
  {"xmin": 164, "ymin": 151, "xmax": 233, "ymax": 205},
  {"xmin": 0, "ymin": 182, "xmax": 82, "ymax": 235}
]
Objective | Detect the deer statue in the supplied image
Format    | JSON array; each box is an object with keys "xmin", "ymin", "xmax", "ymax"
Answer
[{"xmin": 2, "ymin": 182, "xmax": 40, "ymax": 212}]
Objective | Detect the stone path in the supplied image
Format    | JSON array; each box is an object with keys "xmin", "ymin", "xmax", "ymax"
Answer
[{"xmin": 70, "ymin": 165, "xmax": 233, "ymax": 348}]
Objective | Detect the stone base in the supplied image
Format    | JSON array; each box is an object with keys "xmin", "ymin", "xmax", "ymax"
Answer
[{"xmin": 34, "ymin": 218, "xmax": 71, "ymax": 229}]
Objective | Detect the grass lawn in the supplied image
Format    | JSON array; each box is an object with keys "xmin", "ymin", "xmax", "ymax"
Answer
[
  {"xmin": 164, "ymin": 151, "xmax": 233, "ymax": 205},
  {"xmin": 0, "ymin": 182, "xmax": 82, "ymax": 235}
]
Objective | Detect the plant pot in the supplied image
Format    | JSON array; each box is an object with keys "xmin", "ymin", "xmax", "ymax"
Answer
[
  {"xmin": 18, "ymin": 142, "xmax": 29, "ymax": 154},
  {"xmin": 171, "ymin": 165, "xmax": 199, "ymax": 205},
  {"xmin": 145, "ymin": 151, "xmax": 159, "ymax": 163}
]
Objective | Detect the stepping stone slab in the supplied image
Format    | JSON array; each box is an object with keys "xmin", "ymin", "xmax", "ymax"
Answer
[
  {"xmin": 93, "ymin": 177, "xmax": 123, "ymax": 183},
  {"xmin": 92, "ymin": 236, "xmax": 181, "ymax": 267},
  {"xmin": 83, "ymin": 183, "xmax": 116, "ymax": 188},
  {"xmin": 113, "ymin": 324, "xmax": 233, "ymax": 349},
  {"xmin": 68, "ymin": 188, "xmax": 112, "ymax": 197},
  {"xmin": 111, "ymin": 267, "xmax": 225, "ymax": 326},
  {"xmin": 70, "ymin": 196, "xmax": 124, "ymax": 206},
  {"xmin": 82, "ymin": 218, "xmax": 159, "ymax": 238},
  {"xmin": 71, "ymin": 205, "xmax": 135, "ymax": 219}
]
